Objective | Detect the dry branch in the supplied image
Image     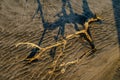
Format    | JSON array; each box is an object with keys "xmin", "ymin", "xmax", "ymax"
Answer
[
  {"xmin": 15, "ymin": 16, "xmax": 102, "ymax": 80},
  {"xmin": 48, "ymin": 46, "xmax": 65, "ymax": 80},
  {"xmin": 16, "ymin": 16, "xmax": 102, "ymax": 62},
  {"xmin": 16, "ymin": 29, "xmax": 90, "ymax": 62},
  {"xmin": 60, "ymin": 59, "xmax": 79, "ymax": 67}
]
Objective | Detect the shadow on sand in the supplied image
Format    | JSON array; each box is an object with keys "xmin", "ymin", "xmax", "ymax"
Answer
[
  {"xmin": 26, "ymin": 0, "xmax": 97, "ymax": 59},
  {"xmin": 112, "ymin": 0, "xmax": 120, "ymax": 47}
]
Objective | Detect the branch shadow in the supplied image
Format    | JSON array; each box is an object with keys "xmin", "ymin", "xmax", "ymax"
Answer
[
  {"xmin": 82, "ymin": 0, "xmax": 94, "ymax": 18},
  {"xmin": 26, "ymin": 0, "xmax": 98, "ymax": 60}
]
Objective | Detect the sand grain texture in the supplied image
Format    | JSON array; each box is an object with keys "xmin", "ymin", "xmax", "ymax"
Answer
[{"xmin": 0, "ymin": 0, "xmax": 119, "ymax": 80}]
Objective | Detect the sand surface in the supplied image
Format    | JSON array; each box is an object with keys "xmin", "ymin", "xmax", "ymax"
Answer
[{"xmin": 0, "ymin": 0, "xmax": 119, "ymax": 80}]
